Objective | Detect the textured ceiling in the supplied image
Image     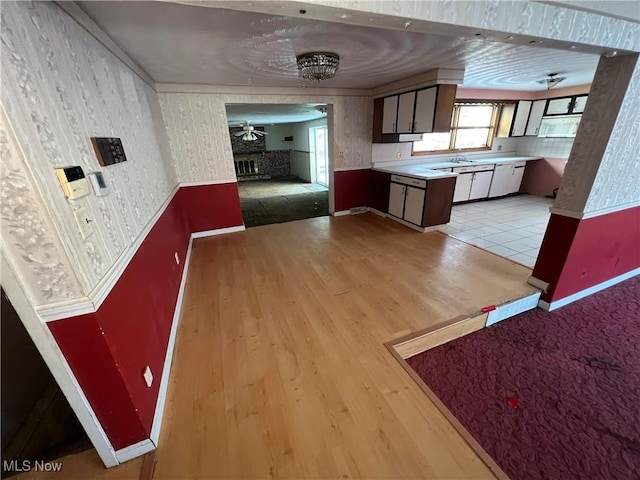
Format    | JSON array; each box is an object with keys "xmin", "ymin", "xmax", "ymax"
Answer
[
  {"xmin": 78, "ymin": 1, "xmax": 600, "ymax": 90},
  {"xmin": 225, "ymin": 104, "xmax": 326, "ymax": 126}
]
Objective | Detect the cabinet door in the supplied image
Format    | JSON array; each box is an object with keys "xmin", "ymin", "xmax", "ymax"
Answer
[
  {"xmin": 511, "ymin": 101, "xmax": 532, "ymax": 136},
  {"xmin": 573, "ymin": 95, "xmax": 588, "ymax": 113},
  {"xmin": 488, "ymin": 164, "xmax": 512, "ymax": 197},
  {"xmin": 469, "ymin": 170, "xmax": 493, "ymax": 200},
  {"xmin": 508, "ymin": 165, "xmax": 526, "ymax": 193},
  {"xmin": 404, "ymin": 186, "xmax": 426, "ymax": 225},
  {"xmin": 525, "ymin": 100, "xmax": 546, "ymax": 136},
  {"xmin": 496, "ymin": 104, "xmax": 515, "ymax": 138},
  {"xmin": 382, "ymin": 96, "xmax": 399, "ymax": 134},
  {"xmin": 546, "ymin": 97, "xmax": 572, "ymax": 115},
  {"xmin": 388, "ymin": 183, "xmax": 405, "ymax": 218},
  {"xmin": 396, "ymin": 92, "xmax": 416, "ymax": 134},
  {"xmin": 413, "ymin": 88, "xmax": 437, "ymax": 133},
  {"xmin": 453, "ymin": 173, "xmax": 473, "ymax": 202}
]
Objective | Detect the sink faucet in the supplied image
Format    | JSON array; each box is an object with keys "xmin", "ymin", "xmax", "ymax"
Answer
[{"xmin": 450, "ymin": 151, "xmax": 467, "ymax": 163}]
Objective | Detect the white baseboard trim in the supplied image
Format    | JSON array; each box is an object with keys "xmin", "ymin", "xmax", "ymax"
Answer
[
  {"xmin": 115, "ymin": 439, "xmax": 155, "ymax": 463},
  {"xmin": 150, "ymin": 236, "xmax": 195, "ymax": 445},
  {"xmin": 538, "ymin": 268, "xmax": 640, "ymax": 311},
  {"xmin": 333, "ymin": 210, "xmax": 351, "ymax": 217},
  {"xmin": 191, "ymin": 225, "xmax": 245, "ymax": 239},
  {"xmin": 527, "ymin": 275, "xmax": 549, "ymax": 292},
  {"xmin": 366, "ymin": 207, "xmax": 388, "ymax": 217}
]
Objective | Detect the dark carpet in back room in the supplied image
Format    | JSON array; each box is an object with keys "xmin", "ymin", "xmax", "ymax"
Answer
[
  {"xmin": 407, "ymin": 276, "xmax": 640, "ymax": 480},
  {"xmin": 240, "ymin": 191, "xmax": 329, "ymax": 227}
]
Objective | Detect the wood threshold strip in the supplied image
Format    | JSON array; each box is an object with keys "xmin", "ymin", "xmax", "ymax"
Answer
[{"xmin": 384, "ymin": 313, "xmax": 509, "ymax": 480}]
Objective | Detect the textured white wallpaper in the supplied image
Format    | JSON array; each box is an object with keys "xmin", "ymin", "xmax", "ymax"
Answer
[
  {"xmin": 159, "ymin": 93, "xmax": 372, "ymax": 183},
  {"xmin": 584, "ymin": 59, "xmax": 640, "ymax": 212},
  {"xmin": 312, "ymin": 0, "xmax": 639, "ymax": 51},
  {"xmin": 1, "ymin": 108, "xmax": 84, "ymax": 305},
  {"xmin": 555, "ymin": 54, "xmax": 640, "ymax": 213},
  {"xmin": 1, "ymin": 2, "xmax": 176, "ymax": 301}
]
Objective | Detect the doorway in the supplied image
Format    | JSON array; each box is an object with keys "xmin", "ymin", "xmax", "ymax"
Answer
[
  {"xmin": 310, "ymin": 125, "xmax": 329, "ymax": 187},
  {"xmin": 226, "ymin": 103, "xmax": 331, "ymax": 228}
]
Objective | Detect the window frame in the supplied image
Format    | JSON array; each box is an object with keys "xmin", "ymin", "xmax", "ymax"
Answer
[{"xmin": 412, "ymin": 101, "xmax": 502, "ymax": 156}]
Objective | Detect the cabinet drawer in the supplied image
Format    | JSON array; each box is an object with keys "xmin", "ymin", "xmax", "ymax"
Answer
[
  {"xmin": 453, "ymin": 165, "xmax": 494, "ymax": 173},
  {"xmin": 391, "ymin": 175, "xmax": 426, "ymax": 189}
]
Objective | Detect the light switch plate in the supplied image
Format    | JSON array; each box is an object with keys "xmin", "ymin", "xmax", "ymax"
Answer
[
  {"xmin": 73, "ymin": 207, "xmax": 95, "ymax": 239},
  {"xmin": 143, "ymin": 366, "xmax": 153, "ymax": 387}
]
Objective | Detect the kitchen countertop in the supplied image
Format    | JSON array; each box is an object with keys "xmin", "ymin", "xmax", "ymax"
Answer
[{"xmin": 372, "ymin": 156, "xmax": 541, "ymax": 181}]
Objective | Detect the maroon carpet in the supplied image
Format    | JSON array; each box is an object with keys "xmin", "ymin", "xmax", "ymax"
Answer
[{"xmin": 407, "ymin": 276, "xmax": 640, "ymax": 480}]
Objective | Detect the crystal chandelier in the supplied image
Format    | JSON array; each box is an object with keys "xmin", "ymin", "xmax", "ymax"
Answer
[{"xmin": 296, "ymin": 52, "xmax": 340, "ymax": 81}]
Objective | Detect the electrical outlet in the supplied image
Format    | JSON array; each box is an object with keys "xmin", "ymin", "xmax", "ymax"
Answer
[
  {"xmin": 73, "ymin": 207, "xmax": 95, "ymax": 239},
  {"xmin": 396, "ymin": 151, "xmax": 403, "ymax": 159},
  {"xmin": 174, "ymin": 252, "xmax": 180, "ymax": 265},
  {"xmin": 143, "ymin": 366, "xmax": 153, "ymax": 387}
]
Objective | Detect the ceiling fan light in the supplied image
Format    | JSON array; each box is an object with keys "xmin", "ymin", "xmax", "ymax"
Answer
[
  {"xmin": 296, "ymin": 52, "xmax": 340, "ymax": 81},
  {"xmin": 536, "ymin": 73, "xmax": 567, "ymax": 90}
]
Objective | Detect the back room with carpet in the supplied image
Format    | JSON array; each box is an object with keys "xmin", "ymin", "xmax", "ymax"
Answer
[{"xmin": 226, "ymin": 104, "xmax": 330, "ymax": 227}]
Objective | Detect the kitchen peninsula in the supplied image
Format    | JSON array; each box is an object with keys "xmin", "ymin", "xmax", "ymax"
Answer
[{"xmin": 370, "ymin": 155, "xmax": 541, "ymax": 231}]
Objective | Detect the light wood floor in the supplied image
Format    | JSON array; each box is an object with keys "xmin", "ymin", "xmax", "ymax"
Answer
[
  {"xmin": 20, "ymin": 213, "xmax": 536, "ymax": 479},
  {"xmin": 154, "ymin": 214, "xmax": 535, "ymax": 479}
]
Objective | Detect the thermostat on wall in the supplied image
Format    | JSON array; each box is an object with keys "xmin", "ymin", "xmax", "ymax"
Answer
[
  {"xmin": 88, "ymin": 171, "xmax": 109, "ymax": 196},
  {"xmin": 55, "ymin": 166, "xmax": 90, "ymax": 199}
]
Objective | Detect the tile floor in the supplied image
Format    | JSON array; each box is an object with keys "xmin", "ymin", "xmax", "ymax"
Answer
[{"xmin": 438, "ymin": 195, "xmax": 554, "ymax": 268}]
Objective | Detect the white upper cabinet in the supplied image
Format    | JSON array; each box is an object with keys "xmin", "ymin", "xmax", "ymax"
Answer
[
  {"xmin": 413, "ymin": 88, "xmax": 437, "ymax": 134},
  {"xmin": 511, "ymin": 100, "xmax": 532, "ymax": 137},
  {"xmin": 573, "ymin": 95, "xmax": 588, "ymax": 113},
  {"xmin": 396, "ymin": 92, "xmax": 416, "ymax": 134},
  {"xmin": 382, "ymin": 96, "xmax": 399, "ymax": 134},
  {"xmin": 546, "ymin": 97, "xmax": 572, "ymax": 115},
  {"xmin": 525, "ymin": 100, "xmax": 547, "ymax": 136}
]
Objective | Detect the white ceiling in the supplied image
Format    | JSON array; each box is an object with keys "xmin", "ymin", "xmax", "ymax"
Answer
[
  {"xmin": 225, "ymin": 104, "xmax": 326, "ymax": 126},
  {"xmin": 78, "ymin": 1, "xmax": 600, "ymax": 91}
]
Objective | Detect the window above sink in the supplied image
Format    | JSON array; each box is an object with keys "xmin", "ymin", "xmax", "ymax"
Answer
[{"xmin": 412, "ymin": 102, "xmax": 500, "ymax": 156}]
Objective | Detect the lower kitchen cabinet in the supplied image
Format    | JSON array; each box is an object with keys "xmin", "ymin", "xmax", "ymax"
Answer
[
  {"xmin": 469, "ymin": 170, "xmax": 493, "ymax": 200},
  {"xmin": 388, "ymin": 175, "xmax": 456, "ymax": 227},
  {"xmin": 453, "ymin": 164, "xmax": 495, "ymax": 203},
  {"xmin": 488, "ymin": 161, "xmax": 526, "ymax": 197}
]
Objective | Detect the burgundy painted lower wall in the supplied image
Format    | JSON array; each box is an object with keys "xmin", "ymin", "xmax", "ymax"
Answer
[
  {"xmin": 533, "ymin": 206, "xmax": 640, "ymax": 303},
  {"xmin": 520, "ymin": 157, "xmax": 567, "ymax": 198},
  {"xmin": 48, "ymin": 182, "xmax": 243, "ymax": 451},
  {"xmin": 334, "ymin": 169, "xmax": 371, "ymax": 212}
]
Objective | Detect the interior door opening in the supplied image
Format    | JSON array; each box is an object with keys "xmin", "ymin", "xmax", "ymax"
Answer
[
  {"xmin": 310, "ymin": 125, "xmax": 329, "ymax": 187},
  {"xmin": 225, "ymin": 103, "xmax": 332, "ymax": 228}
]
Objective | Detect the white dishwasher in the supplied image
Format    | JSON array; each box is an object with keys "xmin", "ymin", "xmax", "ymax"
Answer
[{"xmin": 489, "ymin": 162, "xmax": 526, "ymax": 197}]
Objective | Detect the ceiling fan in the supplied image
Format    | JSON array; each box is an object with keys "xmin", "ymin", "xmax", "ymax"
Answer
[
  {"xmin": 536, "ymin": 73, "xmax": 567, "ymax": 90},
  {"xmin": 233, "ymin": 122, "xmax": 268, "ymax": 141}
]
